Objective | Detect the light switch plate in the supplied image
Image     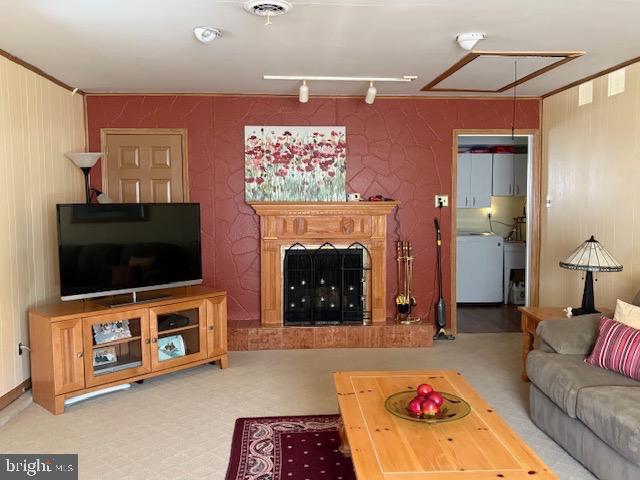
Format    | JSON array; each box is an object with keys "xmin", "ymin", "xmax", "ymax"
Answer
[{"xmin": 435, "ymin": 195, "xmax": 449, "ymax": 207}]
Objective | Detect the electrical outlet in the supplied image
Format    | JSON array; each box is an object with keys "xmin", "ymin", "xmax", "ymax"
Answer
[{"xmin": 435, "ymin": 195, "xmax": 449, "ymax": 208}]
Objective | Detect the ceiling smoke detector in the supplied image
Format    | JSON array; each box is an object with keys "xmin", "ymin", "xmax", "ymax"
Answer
[
  {"xmin": 456, "ymin": 32, "xmax": 487, "ymax": 50},
  {"xmin": 244, "ymin": 1, "xmax": 292, "ymax": 18},
  {"xmin": 193, "ymin": 27, "xmax": 222, "ymax": 43}
]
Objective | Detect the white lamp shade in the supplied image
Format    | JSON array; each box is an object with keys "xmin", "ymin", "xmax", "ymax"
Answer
[
  {"xmin": 65, "ymin": 152, "xmax": 104, "ymax": 168},
  {"xmin": 559, "ymin": 235, "xmax": 623, "ymax": 272}
]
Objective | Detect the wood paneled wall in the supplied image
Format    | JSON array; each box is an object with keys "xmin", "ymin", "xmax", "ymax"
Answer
[
  {"xmin": 0, "ymin": 56, "xmax": 85, "ymax": 398},
  {"xmin": 540, "ymin": 61, "xmax": 640, "ymax": 308}
]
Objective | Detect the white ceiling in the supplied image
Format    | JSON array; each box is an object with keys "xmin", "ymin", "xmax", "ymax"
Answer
[{"xmin": 1, "ymin": 0, "xmax": 639, "ymax": 97}]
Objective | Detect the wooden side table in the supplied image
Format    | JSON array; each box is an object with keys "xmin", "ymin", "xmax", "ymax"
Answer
[{"xmin": 518, "ymin": 306, "xmax": 611, "ymax": 381}]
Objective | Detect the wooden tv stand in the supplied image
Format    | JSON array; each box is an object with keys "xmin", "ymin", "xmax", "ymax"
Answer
[{"xmin": 29, "ymin": 286, "xmax": 227, "ymax": 414}]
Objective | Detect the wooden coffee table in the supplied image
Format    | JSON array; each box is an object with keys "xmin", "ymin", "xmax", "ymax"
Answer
[{"xmin": 334, "ymin": 370, "xmax": 557, "ymax": 479}]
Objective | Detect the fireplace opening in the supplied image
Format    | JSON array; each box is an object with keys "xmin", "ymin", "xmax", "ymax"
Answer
[{"xmin": 283, "ymin": 242, "xmax": 372, "ymax": 326}]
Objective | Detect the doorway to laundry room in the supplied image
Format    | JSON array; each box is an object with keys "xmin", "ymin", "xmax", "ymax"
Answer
[{"xmin": 453, "ymin": 132, "xmax": 537, "ymax": 333}]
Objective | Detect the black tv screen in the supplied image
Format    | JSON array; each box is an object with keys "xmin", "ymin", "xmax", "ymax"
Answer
[{"xmin": 57, "ymin": 203, "xmax": 202, "ymax": 300}]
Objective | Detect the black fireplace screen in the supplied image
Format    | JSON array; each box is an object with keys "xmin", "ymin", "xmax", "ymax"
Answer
[{"xmin": 283, "ymin": 242, "xmax": 372, "ymax": 326}]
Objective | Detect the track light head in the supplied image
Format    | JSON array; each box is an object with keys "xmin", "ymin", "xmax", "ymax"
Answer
[
  {"xmin": 299, "ymin": 80, "xmax": 309, "ymax": 103},
  {"xmin": 365, "ymin": 81, "xmax": 377, "ymax": 104}
]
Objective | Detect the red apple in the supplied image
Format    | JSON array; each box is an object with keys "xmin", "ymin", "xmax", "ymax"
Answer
[
  {"xmin": 416, "ymin": 383, "xmax": 433, "ymax": 397},
  {"xmin": 421, "ymin": 399, "xmax": 440, "ymax": 416},
  {"xmin": 407, "ymin": 398, "xmax": 424, "ymax": 416},
  {"xmin": 427, "ymin": 391, "xmax": 445, "ymax": 408}
]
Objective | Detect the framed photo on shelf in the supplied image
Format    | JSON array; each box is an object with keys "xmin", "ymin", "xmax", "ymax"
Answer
[
  {"xmin": 93, "ymin": 346, "xmax": 118, "ymax": 367},
  {"xmin": 157, "ymin": 335, "xmax": 186, "ymax": 361},
  {"xmin": 93, "ymin": 320, "xmax": 132, "ymax": 345}
]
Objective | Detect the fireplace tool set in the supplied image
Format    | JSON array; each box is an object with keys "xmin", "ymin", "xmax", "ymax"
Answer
[{"xmin": 395, "ymin": 241, "xmax": 420, "ymax": 324}]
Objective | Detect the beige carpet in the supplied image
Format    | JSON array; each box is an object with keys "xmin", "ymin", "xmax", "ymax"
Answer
[{"xmin": 0, "ymin": 333, "xmax": 595, "ymax": 480}]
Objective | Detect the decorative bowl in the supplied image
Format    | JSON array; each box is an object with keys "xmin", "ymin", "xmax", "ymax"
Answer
[{"xmin": 384, "ymin": 391, "xmax": 471, "ymax": 423}]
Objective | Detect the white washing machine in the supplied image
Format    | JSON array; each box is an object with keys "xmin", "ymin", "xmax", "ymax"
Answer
[{"xmin": 456, "ymin": 233, "xmax": 504, "ymax": 303}]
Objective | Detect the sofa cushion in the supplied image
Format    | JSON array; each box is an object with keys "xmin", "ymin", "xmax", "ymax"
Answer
[
  {"xmin": 614, "ymin": 299, "xmax": 640, "ymax": 330},
  {"xmin": 585, "ymin": 317, "xmax": 640, "ymax": 381},
  {"xmin": 577, "ymin": 386, "xmax": 640, "ymax": 467},
  {"xmin": 527, "ymin": 350, "xmax": 639, "ymax": 417},
  {"xmin": 536, "ymin": 315, "xmax": 601, "ymax": 355}
]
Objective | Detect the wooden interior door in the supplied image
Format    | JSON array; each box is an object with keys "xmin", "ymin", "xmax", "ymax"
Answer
[
  {"xmin": 51, "ymin": 319, "xmax": 85, "ymax": 394},
  {"xmin": 102, "ymin": 129, "xmax": 188, "ymax": 203}
]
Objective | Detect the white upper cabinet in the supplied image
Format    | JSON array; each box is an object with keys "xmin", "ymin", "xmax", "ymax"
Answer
[
  {"xmin": 457, "ymin": 153, "xmax": 492, "ymax": 209},
  {"xmin": 457, "ymin": 153, "xmax": 472, "ymax": 208},
  {"xmin": 470, "ymin": 154, "xmax": 492, "ymax": 208},
  {"xmin": 492, "ymin": 153, "xmax": 515, "ymax": 196},
  {"xmin": 513, "ymin": 153, "xmax": 528, "ymax": 197},
  {"xmin": 492, "ymin": 153, "xmax": 528, "ymax": 197}
]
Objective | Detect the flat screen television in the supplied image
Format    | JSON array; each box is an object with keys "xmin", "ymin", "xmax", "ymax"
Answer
[{"xmin": 57, "ymin": 203, "xmax": 202, "ymax": 301}]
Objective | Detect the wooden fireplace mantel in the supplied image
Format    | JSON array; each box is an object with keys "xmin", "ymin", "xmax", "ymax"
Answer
[
  {"xmin": 250, "ymin": 201, "xmax": 399, "ymax": 217},
  {"xmin": 250, "ymin": 201, "xmax": 398, "ymax": 326}
]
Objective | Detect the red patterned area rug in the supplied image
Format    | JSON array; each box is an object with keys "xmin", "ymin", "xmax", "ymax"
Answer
[{"xmin": 225, "ymin": 415, "xmax": 356, "ymax": 480}]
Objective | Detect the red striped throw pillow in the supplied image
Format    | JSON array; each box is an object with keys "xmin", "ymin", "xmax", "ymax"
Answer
[{"xmin": 585, "ymin": 316, "xmax": 640, "ymax": 381}]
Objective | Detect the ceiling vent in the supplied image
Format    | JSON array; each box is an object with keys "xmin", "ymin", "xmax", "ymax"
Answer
[{"xmin": 244, "ymin": 0, "xmax": 292, "ymax": 17}]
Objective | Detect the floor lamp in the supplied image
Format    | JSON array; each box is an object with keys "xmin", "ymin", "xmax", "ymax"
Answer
[
  {"xmin": 65, "ymin": 152, "xmax": 104, "ymax": 204},
  {"xmin": 559, "ymin": 235, "xmax": 622, "ymax": 315}
]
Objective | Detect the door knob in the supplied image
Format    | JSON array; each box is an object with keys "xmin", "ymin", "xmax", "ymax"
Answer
[
  {"xmin": 76, "ymin": 352, "xmax": 83, "ymax": 358},
  {"xmin": 151, "ymin": 338, "xmax": 157, "ymax": 344},
  {"xmin": 145, "ymin": 338, "xmax": 151, "ymax": 344},
  {"xmin": 208, "ymin": 326, "xmax": 214, "ymax": 331}
]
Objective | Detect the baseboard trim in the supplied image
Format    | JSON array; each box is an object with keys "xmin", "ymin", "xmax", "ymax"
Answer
[{"xmin": 0, "ymin": 378, "xmax": 31, "ymax": 411}]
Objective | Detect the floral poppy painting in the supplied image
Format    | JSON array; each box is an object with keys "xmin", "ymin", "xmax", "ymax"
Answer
[{"xmin": 244, "ymin": 126, "xmax": 347, "ymax": 202}]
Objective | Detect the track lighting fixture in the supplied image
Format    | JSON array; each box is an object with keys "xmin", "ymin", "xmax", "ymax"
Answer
[
  {"xmin": 265, "ymin": 75, "xmax": 417, "ymax": 104},
  {"xmin": 265, "ymin": 75, "xmax": 416, "ymax": 82},
  {"xmin": 365, "ymin": 81, "xmax": 377, "ymax": 104},
  {"xmin": 299, "ymin": 80, "xmax": 309, "ymax": 103}
]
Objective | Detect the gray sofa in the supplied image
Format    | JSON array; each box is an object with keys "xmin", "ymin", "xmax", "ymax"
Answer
[{"xmin": 526, "ymin": 314, "xmax": 640, "ymax": 480}]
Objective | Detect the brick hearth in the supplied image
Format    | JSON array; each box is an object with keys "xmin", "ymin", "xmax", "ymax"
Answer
[{"xmin": 228, "ymin": 320, "xmax": 434, "ymax": 351}]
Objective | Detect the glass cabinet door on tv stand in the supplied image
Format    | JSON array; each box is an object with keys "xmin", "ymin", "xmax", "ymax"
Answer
[
  {"xmin": 83, "ymin": 308, "xmax": 151, "ymax": 388},
  {"xmin": 149, "ymin": 299, "xmax": 208, "ymax": 371}
]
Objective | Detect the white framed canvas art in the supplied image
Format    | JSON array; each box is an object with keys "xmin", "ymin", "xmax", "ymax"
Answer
[{"xmin": 244, "ymin": 126, "xmax": 346, "ymax": 202}]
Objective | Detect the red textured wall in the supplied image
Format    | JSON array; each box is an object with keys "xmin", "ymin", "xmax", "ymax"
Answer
[{"xmin": 86, "ymin": 95, "xmax": 539, "ymax": 324}]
